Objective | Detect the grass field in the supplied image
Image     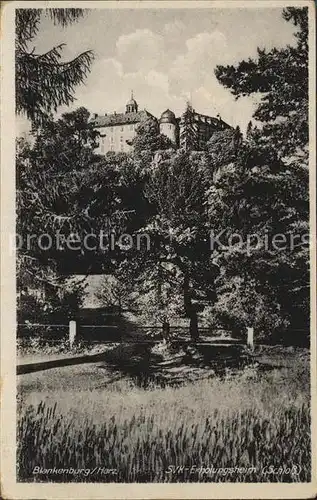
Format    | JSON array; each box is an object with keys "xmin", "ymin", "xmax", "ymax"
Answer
[{"xmin": 17, "ymin": 345, "xmax": 311, "ymax": 483}]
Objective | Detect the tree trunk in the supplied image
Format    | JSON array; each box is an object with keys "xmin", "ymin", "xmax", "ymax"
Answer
[
  {"xmin": 183, "ymin": 274, "xmax": 199, "ymax": 341},
  {"xmin": 189, "ymin": 311, "xmax": 199, "ymax": 341},
  {"xmin": 162, "ymin": 319, "xmax": 171, "ymax": 343}
]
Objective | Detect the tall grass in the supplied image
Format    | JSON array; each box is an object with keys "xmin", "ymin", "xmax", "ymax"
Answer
[{"xmin": 17, "ymin": 368, "xmax": 311, "ymax": 483}]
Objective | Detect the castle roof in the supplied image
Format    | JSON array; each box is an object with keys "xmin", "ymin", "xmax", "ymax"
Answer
[
  {"xmin": 160, "ymin": 109, "xmax": 177, "ymax": 124},
  {"xmin": 189, "ymin": 111, "xmax": 231, "ymax": 129},
  {"xmin": 91, "ymin": 109, "xmax": 155, "ymax": 128}
]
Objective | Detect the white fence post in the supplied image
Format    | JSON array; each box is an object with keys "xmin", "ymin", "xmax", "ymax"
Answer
[
  {"xmin": 247, "ymin": 326, "xmax": 254, "ymax": 350},
  {"xmin": 69, "ymin": 320, "xmax": 76, "ymax": 348}
]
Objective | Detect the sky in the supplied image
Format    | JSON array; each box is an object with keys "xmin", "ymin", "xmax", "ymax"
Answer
[{"xmin": 16, "ymin": 6, "xmax": 298, "ymax": 136}]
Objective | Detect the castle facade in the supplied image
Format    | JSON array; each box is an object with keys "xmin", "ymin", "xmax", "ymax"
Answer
[{"xmin": 90, "ymin": 93, "xmax": 230, "ymax": 154}]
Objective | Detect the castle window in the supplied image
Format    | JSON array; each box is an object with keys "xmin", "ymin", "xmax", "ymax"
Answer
[
  {"xmin": 120, "ymin": 136, "xmax": 123, "ymax": 142},
  {"xmin": 120, "ymin": 126, "xmax": 124, "ymax": 132}
]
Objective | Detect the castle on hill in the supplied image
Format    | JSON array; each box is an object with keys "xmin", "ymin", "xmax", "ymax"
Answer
[{"xmin": 90, "ymin": 93, "xmax": 231, "ymax": 154}]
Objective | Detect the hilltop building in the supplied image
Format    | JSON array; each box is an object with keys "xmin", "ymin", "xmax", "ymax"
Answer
[{"xmin": 90, "ymin": 93, "xmax": 231, "ymax": 154}]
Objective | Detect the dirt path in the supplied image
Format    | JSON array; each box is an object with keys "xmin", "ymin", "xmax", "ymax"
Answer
[{"xmin": 18, "ymin": 342, "xmax": 251, "ymax": 396}]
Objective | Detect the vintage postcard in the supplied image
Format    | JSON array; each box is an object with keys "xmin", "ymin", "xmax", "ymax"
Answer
[{"xmin": 1, "ymin": 1, "xmax": 316, "ymax": 499}]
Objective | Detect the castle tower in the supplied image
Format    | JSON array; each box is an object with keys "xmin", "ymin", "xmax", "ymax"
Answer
[
  {"xmin": 159, "ymin": 109, "xmax": 177, "ymax": 145},
  {"xmin": 126, "ymin": 91, "xmax": 138, "ymax": 114}
]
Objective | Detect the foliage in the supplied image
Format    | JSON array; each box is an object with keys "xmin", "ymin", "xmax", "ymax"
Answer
[
  {"xmin": 19, "ymin": 107, "xmax": 99, "ymax": 178},
  {"xmin": 206, "ymin": 126, "xmax": 242, "ymax": 175},
  {"xmin": 131, "ymin": 118, "xmax": 175, "ymax": 157},
  {"xmin": 120, "ymin": 149, "xmax": 219, "ymax": 339},
  {"xmin": 16, "ymin": 108, "xmax": 127, "ymax": 274},
  {"xmin": 135, "ymin": 265, "xmax": 184, "ymax": 325},
  {"xmin": 95, "ymin": 275, "xmax": 137, "ymax": 313},
  {"xmin": 116, "ymin": 154, "xmax": 154, "ymax": 233},
  {"xmin": 16, "ymin": 109, "xmax": 127, "ymax": 329},
  {"xmin": 16, "ymin": 8, "xmax": 94, "ymax": 125},
  {"xmin": 179, "ymin": 102, "xmax": 199, "ymax": 151},
  {"xmin": 207, "ymin": 139, "xmax": 309, "ymax": 338},
  {"xmin": 15, "ymin": 10, "xmax": 96, "ymax": 330},
  {"xmin": 17, "ymin": 254, "xmax": 86, "ymax": 331},
  {"xmin": 211, "ymin": 7, "xmax": 310, "ymax": 340},
  {"xmin": 211, "ymin": 277, "xmax": 288, "ymax": 337}
]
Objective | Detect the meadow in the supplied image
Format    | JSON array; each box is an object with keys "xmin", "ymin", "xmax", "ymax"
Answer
[{"xmin": 17, "ymin": 346, "xmax": 311, "ymax": 483}]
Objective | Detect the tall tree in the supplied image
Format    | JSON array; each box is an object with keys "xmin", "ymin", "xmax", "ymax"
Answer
[
  {"xmin": 179, "ymin": 102, "xmax": 199, "ymax": 151},
  {"xmin": 16, "ymin": 8, "xmax": 94, "ymax": 125},
  {"xmin": 16, "ymin": 109, "xmax": 125, "ymax": 278},
  {"xmin": 215, "ymin": 7, "xmax": 308, "ymax": 158},
  {"xmin": 209, "ymin": 7, "xmax": 310, "ymax": 343},
  {"xmin": 120, "ymin": 150, "xmax": 218, "ymax": 340},
  {"xmin": 15, "ymin": 9, "xmax": 96, "ymax": 333},
  {"xmin": 206, "ymin": 126, "xmax": 309, "ymax": 341}
]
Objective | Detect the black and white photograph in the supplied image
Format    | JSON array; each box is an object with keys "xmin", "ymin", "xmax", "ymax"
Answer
[{"xmin": 1, "ymin": 1, "xmax": 316, "ymax": 498}]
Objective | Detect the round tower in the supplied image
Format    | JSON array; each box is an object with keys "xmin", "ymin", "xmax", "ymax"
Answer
[{"xmin": 159, "ymin": 109, "xmax": 177, "ymax": 145}]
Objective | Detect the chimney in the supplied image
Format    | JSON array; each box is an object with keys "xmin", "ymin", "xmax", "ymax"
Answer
[
  {"xmin": 93, "ymin": 113, "xmax": 98, "ymax": 119},
  {"xmin": 104, "ymin": 113, "xmax": 107, "ymax": 116}
]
